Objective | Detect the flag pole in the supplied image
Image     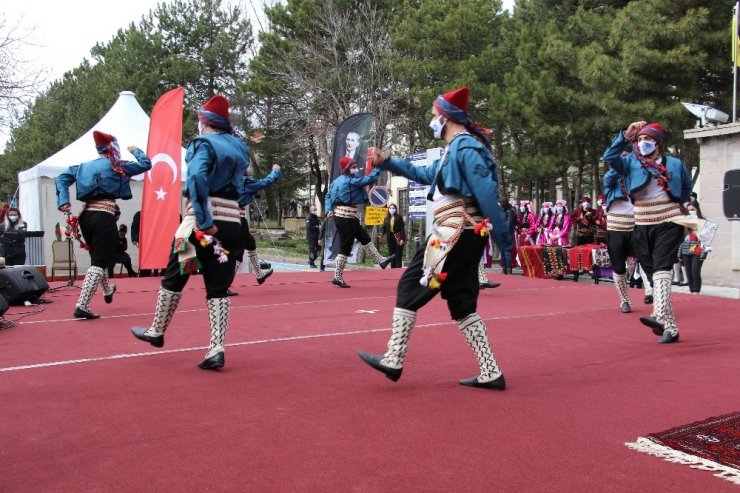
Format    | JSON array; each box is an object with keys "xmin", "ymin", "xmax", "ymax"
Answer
[{"xmin": 734, "ymin": 1, "xmax": 739, "ymax": 122}]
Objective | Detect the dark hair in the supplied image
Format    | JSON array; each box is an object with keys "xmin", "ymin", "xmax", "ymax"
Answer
[{"xmin": 687, "ymin": 201, "xmax": 704, "ymax": 220}]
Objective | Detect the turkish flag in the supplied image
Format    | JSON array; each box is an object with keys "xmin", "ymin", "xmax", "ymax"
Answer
[{"xmin": 140, "ymin": 87, "xmax": 185, "ymax": 269}]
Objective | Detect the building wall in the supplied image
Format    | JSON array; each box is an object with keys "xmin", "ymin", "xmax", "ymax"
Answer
[{"xmin": 685, "ymin": 125, "xmax": 740, "ymax": 288}]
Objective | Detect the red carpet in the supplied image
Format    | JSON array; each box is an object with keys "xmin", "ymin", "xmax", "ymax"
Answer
[{"xmin": 1, "ymin": 269, "xmax": 739, "ymax": 491}]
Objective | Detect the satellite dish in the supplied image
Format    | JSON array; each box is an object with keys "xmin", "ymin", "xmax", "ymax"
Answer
[{"xmin": 682, "ymin": 102, "xmax": 730, "ymax": 127}]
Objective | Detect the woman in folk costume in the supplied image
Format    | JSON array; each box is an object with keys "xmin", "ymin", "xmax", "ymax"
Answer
[
  {"xmin": 358, "ymin": 87, "xmax": 513, "ymax": 390},
  {"xmin": 594, "ymin": 194, "xmax": 608, "ymax": 244},
  {"xmin": 516, "ymin": 200, "xmax": 535, "ymax": 246},
  {"xmin": 534, "ymin": 201, "xmax": 553, "ymax": 245},
  {"xmin": 548, "ymin": 199, "xmax": 571, "ymax": 246},
  {"xmin": 56, "ymin": 131, "xmax": 151, "ymax": 319},
  {"xmin": 572, "ymin": 196, "xmax": 596, "ymax": 245},
  {"xmin": 228, "ymin": 163, "xmax": 282, "ymax": 296},
  {"xmin": 603, "ymin": 121, "xmax": 692, "ymax": 343},
  {"xmin": 603, "ymin": 167, "xmax": 653, "ymax": 313},
  {"xmin": 131, "ymin": 95, "xmax": 247, "ymax": 369},
  {"xmin": 324, "ymin": 157, "xmax": 394, "ymax": 288}
]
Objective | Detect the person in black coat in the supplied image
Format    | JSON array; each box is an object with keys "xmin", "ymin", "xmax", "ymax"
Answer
[
  {"xmin": 305, "ymin": 205, "xmax": 321, "ymax": 268},
  {"xmin": 0, "ymin": 207, "xmax": 28, "ymax": 266},
  {"xmin": 108, "ymin": 224, "xmax": 137, "ymax": 277},
  {"xmin": 382, "ymin": 203, "xmax": 406, "ymax": 269}
]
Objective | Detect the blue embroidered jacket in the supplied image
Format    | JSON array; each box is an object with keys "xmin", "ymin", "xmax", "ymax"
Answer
[
  {"xmin": 55, "ymin": 148, "xmax": 152, "ymax": 207},
  {"xmin": 378, "ymin": 133, "xmax": 512, "ymax": 255},
  {"xmin": 240, "ymin": 168, "xmax": 282, "ymax": 207},
  {"xmin": 602, "ymin": 131, "xmax": 692, "ymax": 203},
  {"xmin": 603, "ymin": 168, "xmax": 630, "ymax": 211},
  {"xmin": 185, "ymin": 133, "xmax": 249, "ymax": 229},
  {"xmin": 324, "ymin": 168, "xmax": 381, "ymax": 212}
]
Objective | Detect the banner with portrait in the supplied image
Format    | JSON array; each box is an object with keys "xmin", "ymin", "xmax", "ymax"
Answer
[{"xmin": 330, "ymin": 113, "xmax": 373, "ymax": 181}]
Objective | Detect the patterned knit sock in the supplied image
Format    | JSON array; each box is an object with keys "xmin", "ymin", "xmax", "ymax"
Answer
[
  {"xmin": 204, "ymin": 297, "xmax": 229, "ymax": 360},
  {"xmin": 76, "ymin": 266, "xmax": 103, "ymax": 311},
  {"xmin": 144, "ymin": 287, "xmax": 182, "ymax": 337},
  {"xmin": 458, "ymin": 313, "xmax": 502, "ymax": 383},
  {"xmin": 613, "ymin": 273, "xmax": 630, "ymax": 306},
  {"xmin": 381, "ymin": 308, "xmax": 417, "ymax": 369},
  {"xmin": 334, "ymin": 254, "xmax": 348, "ymax": 282}
]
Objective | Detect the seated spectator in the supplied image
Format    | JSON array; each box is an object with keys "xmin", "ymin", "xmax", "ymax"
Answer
[{"xmin": 108, "ymin": 224, "xmax": 137, "ymax": 277}]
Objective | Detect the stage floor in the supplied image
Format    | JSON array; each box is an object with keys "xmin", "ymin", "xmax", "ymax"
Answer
[{"xmin": 1, "ymin": 269, "xmax": 739, "ymax": 491}]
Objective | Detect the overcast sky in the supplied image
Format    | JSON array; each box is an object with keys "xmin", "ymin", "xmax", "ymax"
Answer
[{"xmin": 2, "ymin": 0, "xmax": 515, "ymax": 150}]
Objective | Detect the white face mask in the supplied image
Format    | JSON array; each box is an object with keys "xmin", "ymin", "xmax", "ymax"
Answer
[
  {"xmin": 349, "ymin": 168, "xmax": 360, "ymax": 176},
  {"xmin": 389, "ymin": 208, "xmax": 396, "ymax": 214},
  {"xmin": 688, "ymin": 211, "xmax": 697, "ymax": 218},
  {"xmin": 519, "ymin": 206, "xmax": 525, "ymax": 212},
  {"xmin": 556, "ymin": 207, "xmax": 563, "ymax": 213},
  {"xmin": 638, "ymin": 140, "xmax": 657, "ymax": 156},
  {"xmin": 429, "ymin": 116, "xmax": 445, "ymax": 140},
  {"xmin": 582, "ymin": 202, "xmax": 590, "ymax": 209},
  {"xmin": 596, "ymin": 200, "xmax": 603, "ymax": 206},
  {"xmin": 8, "ymin": 215, "xmax": 18, "ymax": 222}
]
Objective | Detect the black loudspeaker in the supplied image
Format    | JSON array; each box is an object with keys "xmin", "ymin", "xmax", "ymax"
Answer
[
  {"xmin": 0, "ymin": 267, "xmax": 50, "ymax": 305},
  {"xmin": 0, "ymin": 295, "xmax": 8, "ymax": 316},
  {"xmin": 724, "ymin": 169, "xmax": 740, "ymax": 220}
]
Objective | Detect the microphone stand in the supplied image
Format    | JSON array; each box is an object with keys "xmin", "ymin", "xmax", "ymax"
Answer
[{"xmin": 64, "ymin": 212, "xmax": 79, "ymax": 288}]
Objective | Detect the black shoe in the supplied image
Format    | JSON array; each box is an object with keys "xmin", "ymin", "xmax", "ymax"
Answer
[
  {"xmin": 104, "ymin": 284, "xmax": 116, "ymax": 304},
  {"xmin": 74, "ymin": 307, "xmax": 100, "ymax": 319},
  {"xmin": 131, "ymin": 327, "xmax": 164, "ymax": 348},
  {"xmin": 225, "ymin": 289, "xmax": 239, "ymax": 297},
  {"xmin": 357, "ymin": 351, "xmax": 402, "ymax": 382},
  {"xmin": 480, "ymin": 281, "xmax": 501, "ymax": 289},
  {"xmin": 658, "ymin": 331, "xmax": 680, "ymax": 344},
  {"xmin": 257, "ymin": 268, "xmax": 273, "ymax": 285},
  {"xmin": 640, "ymin": 316, "xmax": 665, "ymax": 336},
  {"xmin": 620, "ymin": 302, "xmax": 632, "ymax": 313},
  {"xmin": 644, "ymin": 295, "xmax": 653, "ymax": 305},
  {"xmin": 198, "ymin": 352, "xmax": 224, "ymax": 370},
  {"xmin": 379, "ymin": 254, "xmax": 395, "ymax": 270},
  {"xmin": 459, "ymin": 374, "xmax": 506, "ymax": 390},
  {"xmin": 332, "ymin": 278, "xmax": 351, "ymax": 288},
  {"xmin": 309, "ymin": 263, "xmax": 317, "ymax": 268}
]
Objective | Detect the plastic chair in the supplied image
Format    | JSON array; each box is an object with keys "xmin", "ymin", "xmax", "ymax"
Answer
[{"xmin": 51, "ymin": 240, "xmax": 77, "ymax": 281}]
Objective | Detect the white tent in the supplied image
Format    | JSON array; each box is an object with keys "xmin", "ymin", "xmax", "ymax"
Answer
[{"xmin": 17, "ymin": 91, "xmax": 186, "ymax": 273}]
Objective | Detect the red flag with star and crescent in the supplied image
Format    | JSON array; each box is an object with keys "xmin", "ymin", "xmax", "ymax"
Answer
[{"xmin": 140, "ymin": 87, "xmax": 185, "ymax": 269}]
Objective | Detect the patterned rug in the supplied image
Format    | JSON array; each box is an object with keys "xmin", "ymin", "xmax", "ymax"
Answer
[{"xmin": 626, "ymin": 412, "xmax": 740, "ymax": 485}]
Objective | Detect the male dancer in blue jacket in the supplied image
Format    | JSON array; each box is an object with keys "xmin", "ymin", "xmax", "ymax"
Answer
[
  {"xmin": 132, "ymin": 95, "xmax": 247, "ymax": 369},
  {"xmin": 56, "ymin": 131, "xmax": 151, "ymax": 319},
  {"xmin": 324, "ymin": 157, "xmax": 393, "ymax": 288},
  {"xmin": 603, "ymin": 167, "xmax": 653, "ymax": 313},
  {"xmin": 358, "ymin": 87, "xmax": 513, "ymax": 390},
  {"xmin": 603, "ymin": 121, "xmax": 692, "ymax": 343}
]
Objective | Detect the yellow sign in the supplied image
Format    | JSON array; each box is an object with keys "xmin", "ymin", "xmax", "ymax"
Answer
[{"xmin": 365, "ymin": 206, "xmax": 388, "ymax": 226}]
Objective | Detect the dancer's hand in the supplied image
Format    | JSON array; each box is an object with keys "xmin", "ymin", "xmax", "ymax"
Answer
[
  {"xmin": 366, "ymin": 147, "xmax": 388, "ymax": 166},
  {"xmin": 127, "ymin": 146, "xmax": 138, "ymax": 153},
  {"xmin": 624, "ymin": 121, "xmax": 647, "ymax": 140},
  {"xmin": 203, "ymin": 225, "xmax": 218, "ymax": 235},
  {"xmin": 59, "ymin": 204, "xmax": 71, "ymax": 213}
]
